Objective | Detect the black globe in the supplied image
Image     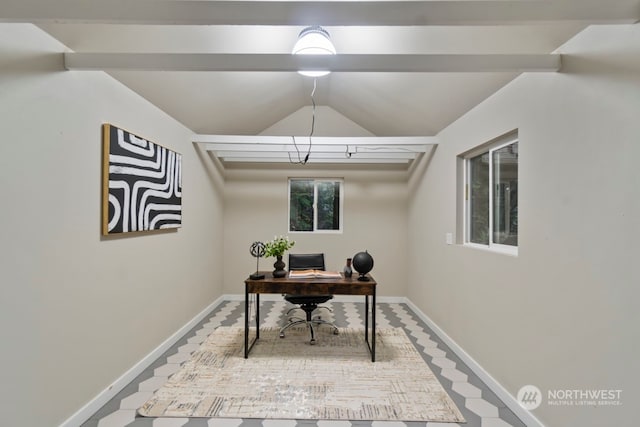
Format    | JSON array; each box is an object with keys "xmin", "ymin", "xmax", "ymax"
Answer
[{"xmin": 352, "ymin": 251, "xmax": 374, "ymax": 281}]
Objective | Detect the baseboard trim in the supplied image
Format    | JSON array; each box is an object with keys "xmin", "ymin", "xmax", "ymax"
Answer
[
  {"xmin": 59, "ymin": 295, "xmax": 226, "ymax": 427},
  {"xmin": 402, "ymin": 298, "xmax": 545, "ymax": 427}
]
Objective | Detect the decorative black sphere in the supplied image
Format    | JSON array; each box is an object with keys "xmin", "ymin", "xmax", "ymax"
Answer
[{"xmin": 352, "ymin": 250, "xmax": 374, "ymax": 281}]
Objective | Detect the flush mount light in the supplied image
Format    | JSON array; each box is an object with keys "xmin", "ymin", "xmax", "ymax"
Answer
[{"xmin": 292, "ymin": 26, "xmax": 336, "ymax": 77}]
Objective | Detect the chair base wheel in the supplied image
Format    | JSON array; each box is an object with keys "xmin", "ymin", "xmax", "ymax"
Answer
[{"xmin": 279, "ymin": 303, "xmax": 339, "ymax": 345}]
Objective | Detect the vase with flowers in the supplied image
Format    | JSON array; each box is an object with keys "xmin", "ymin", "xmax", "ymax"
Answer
[{"xmin": 263, "ymin": 235, "xmax": 295, "ymax": 278}]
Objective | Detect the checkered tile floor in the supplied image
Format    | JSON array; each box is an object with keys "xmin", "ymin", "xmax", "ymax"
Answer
[{"xmin": 80, "ymin": 301, "xmax": 526, "ymax": 427}]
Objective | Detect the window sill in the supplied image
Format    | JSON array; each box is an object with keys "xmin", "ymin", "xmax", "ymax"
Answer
[
  {"xmin": 289, "ymin": 230, "xmax": 343, "ymax": 234},
  {"xmin": 463, "ymin": 242, "xmax": 518, "ymax": 257}
]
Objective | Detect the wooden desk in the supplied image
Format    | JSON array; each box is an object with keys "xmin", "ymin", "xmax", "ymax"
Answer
[{"xmin": 244, "ymin": 272, "xmax": 377, "ymax": 361}]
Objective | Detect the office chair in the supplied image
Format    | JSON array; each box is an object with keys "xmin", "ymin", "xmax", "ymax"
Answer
[{"xmin": 279, "ymin": 253, "xmax": 339, "ymax": 344}]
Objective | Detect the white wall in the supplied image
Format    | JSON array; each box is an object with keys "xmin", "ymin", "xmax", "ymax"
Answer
[
  {"xmin": 408, "ymin": 24, "xmax": 639, "ymax": 427},
  {"xmin": 223, "ymin": 167, "xmax": 409, "ymax": 297},
  {"xmin": 0, "ymin": 24, "xmax": 225, "ymax": 426}
]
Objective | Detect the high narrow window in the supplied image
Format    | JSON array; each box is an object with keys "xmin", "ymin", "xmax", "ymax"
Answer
[
  {"xmin": 289, "ymin": 179, "xmax": 343, "ymax": 232},
  {"xmin": 464, "ymin": 135, "xmax": 518, "ymax": 253}
]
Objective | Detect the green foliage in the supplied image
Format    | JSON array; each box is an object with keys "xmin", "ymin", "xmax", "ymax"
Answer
[
  {"xmin": 289, "ymin": 180, "xmax": 340, "ymax": 231},
  {"xmin": 290, "ymin": 180, "xmax": 314, "ymax": 231},
  {"xmin": 317, "ymin": 181, "xmax": 339, "ymax": 230},
  {"xmin": 469, "ymin": 153, "xmax": 490, "ymax": 245},
  {"xmin": 263, "ymin": 235, "xmax": 295, "ymax": 258}
]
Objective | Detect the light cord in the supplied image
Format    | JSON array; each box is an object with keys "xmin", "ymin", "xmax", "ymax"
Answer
[{"xmin": 289, "ymin": 78, "xmax": 317, "ymax": 164}]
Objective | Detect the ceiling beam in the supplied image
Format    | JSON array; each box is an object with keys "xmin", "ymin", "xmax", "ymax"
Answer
[
  {"xmin": 220, "ymin": 156, "xmax": 412, "ymax": 164},
  {"xmin": 195, "ymin": 135, "xmax": 433, "ymax": 165},
  {"xmin": 202, "ymin": 144, "xmax": 426, "ymax": 154},
  {"xmin": 193, "ymin": 135, "xmax": 437, "ymax": 146},
  {"xmin": 65, "ymin": 53, "xmax": 561, "ymax": 73},
  {"xmin": 2, "ymin": 0, "xmax": 638, "ymax": 26},
  {"xmin": 215, "ymin": 151, "xmax": 418, "ymax": 160}
]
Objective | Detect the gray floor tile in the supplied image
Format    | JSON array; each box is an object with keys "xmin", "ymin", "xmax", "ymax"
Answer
[
  {"xmin": 124, "ymin": 417, "xmax": 155, "ymax": 427},
  {"xmin": 498, "ymin": 406, "xmax": 527, "ymax": 427},
  {"xmin": 483, "ymin": 387, "xmax": 509, "ymax": 408},
  {"xmin": 238, "ymin": 420, "xmax": 264, "ymax": 427},
  {"xmin": 183, "ymin": 418, "xmax": 213, "ymax": 427},
  {"xmin": 79, "ymin": 419, "xmax": 99, "ymax": 427}
]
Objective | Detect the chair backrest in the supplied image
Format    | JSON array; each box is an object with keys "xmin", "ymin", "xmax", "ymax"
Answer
[{"xmin": 288, "ymin": 253, "xmax": 325, "ymax": 271}]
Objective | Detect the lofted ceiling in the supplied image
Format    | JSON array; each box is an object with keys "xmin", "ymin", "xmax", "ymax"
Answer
[{"xmin": 3, "ymin": 0, "xmax": 638, "ymax": 167}]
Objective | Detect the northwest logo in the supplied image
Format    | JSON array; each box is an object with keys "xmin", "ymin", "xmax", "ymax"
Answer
[{"xmin": 517, "ymin": 385, "xmax": 542, "ymax": 410}]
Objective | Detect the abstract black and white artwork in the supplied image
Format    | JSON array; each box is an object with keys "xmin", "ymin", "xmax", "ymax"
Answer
[{"xmin": 102, "ymin": 124, "xmax": 182, "ymax": 235}]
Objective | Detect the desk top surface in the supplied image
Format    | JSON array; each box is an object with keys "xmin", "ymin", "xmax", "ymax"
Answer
[{"xmin": 245, "ymin": 271, "xmax": 376, "ymax": 295}]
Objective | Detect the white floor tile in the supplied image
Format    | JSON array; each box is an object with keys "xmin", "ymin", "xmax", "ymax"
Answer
[
  {"xmin": 466, "ymin": 398, "xmax": 500, "ymax": 417},
  {"xmin": 261, "ymin": 420, "xmax": 297, "ymax": 427},
  {"xmin": 152, "ymin": 418, "xmax": 189, "ymax": 427},
  {"xmin": 207, "ymin": 419, "xmax": 244, "ymax": 427},
  {"xmin": 452, "ymin": 381, "xmax": 482, "ymax": 398},
  {"xmin": 138, "ymin": 376, "xmax": 168, "ymax": 392},
  {"xmin": 409, "ymin": 330, "xmax": 431, "ymax": 341},
  {"xmin": 431, "ymin": 357, "xmax": 456, "ymax": 370},
  {"xmin": 166, "ymin": 351, "xmax": 192, "ymax": 364},
  {"xmin": 187, "ymin": 334, "xmax": 207, "ymax": 344},
  {"xmin": 424, "ymin": 347, "xmax": 446, "ymax": 358},
  {"xmin": 343, "ymin": 302, "xmax": 364, "ymax": 328},
  {"xmin": 440, "ymin": 368, "xmax": 468, "ymax": 382},
  {"xmin": 96, "ymin": 409, "xmax": 136, "ymax": 427},
  {"xmin": 317, "ymin": 421, "xmax": 352, "ymax": 427},
  {"xmin": 119, "ymin": 391, "xmax": 153, "ymax": 409},
  {"xmin": 154, "ymin": 363, "xmax": 181, "ymax": 377},
  {"xmin": 482, "ymin": 418, "xmax": 514, "ymax": 427},
  {"xmin": 421, "ymin": 339, "xmax": 440, "ymax": 348},
  {"xmin": 177, "ymin": 342, "xmax": 201, "ymax": 354}
]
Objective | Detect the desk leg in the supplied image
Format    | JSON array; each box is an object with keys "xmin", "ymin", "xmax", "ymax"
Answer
[
  {"xmin": 255, "ymin": 293, "xmax": 260, "ymax": 339},
  {"xmin": 364, "ymin": 294, "xmax": 376, "ymax": 362},
  {"xmin": 244, "ymin": 290, "xmax": 260, "ymax": 358},
  {"xmin": 244, "ymin": 285, "xmax": 249, "ymax": 358},
  {"xmin": 372, "ymin": 288, "xmax": 376, "ymax": 362},
  {"xmin": 364, "ymin": 294, "xmax": 369, "ymax": 348},
  {"xmin": 364, "ymin": 295, "xmax": 371, "ymax": 351}
]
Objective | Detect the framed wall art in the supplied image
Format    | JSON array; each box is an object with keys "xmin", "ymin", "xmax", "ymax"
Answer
[{"xmin": 102, "ymin": 124, "xmax": 182, "ymax": 235}]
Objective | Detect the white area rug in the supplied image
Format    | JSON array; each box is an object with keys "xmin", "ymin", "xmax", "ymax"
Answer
[{"xmin": 138, "ymin": 326, "xmax": 465, "ymax": 422}]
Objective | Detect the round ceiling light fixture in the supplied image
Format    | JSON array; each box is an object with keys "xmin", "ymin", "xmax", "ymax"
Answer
[{"xmin": 292, "ymin": 26, "xmax": 336, "ymax": 77}]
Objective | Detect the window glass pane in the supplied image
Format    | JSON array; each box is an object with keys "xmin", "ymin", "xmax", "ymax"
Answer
[
  {"xmin": 469, "ymin": 153, "xmax": 490, "ymax": 244},
  {"xmin": 317, "ymin": 181, "xmax": 340, "ymax": 230},
  {"xmin": 289, "ymin": 180, "xmax": 314, "ymax": 231},
  {"xmin": 492, "ymin": 142, "xmax": 518, "ymax": 246}
]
